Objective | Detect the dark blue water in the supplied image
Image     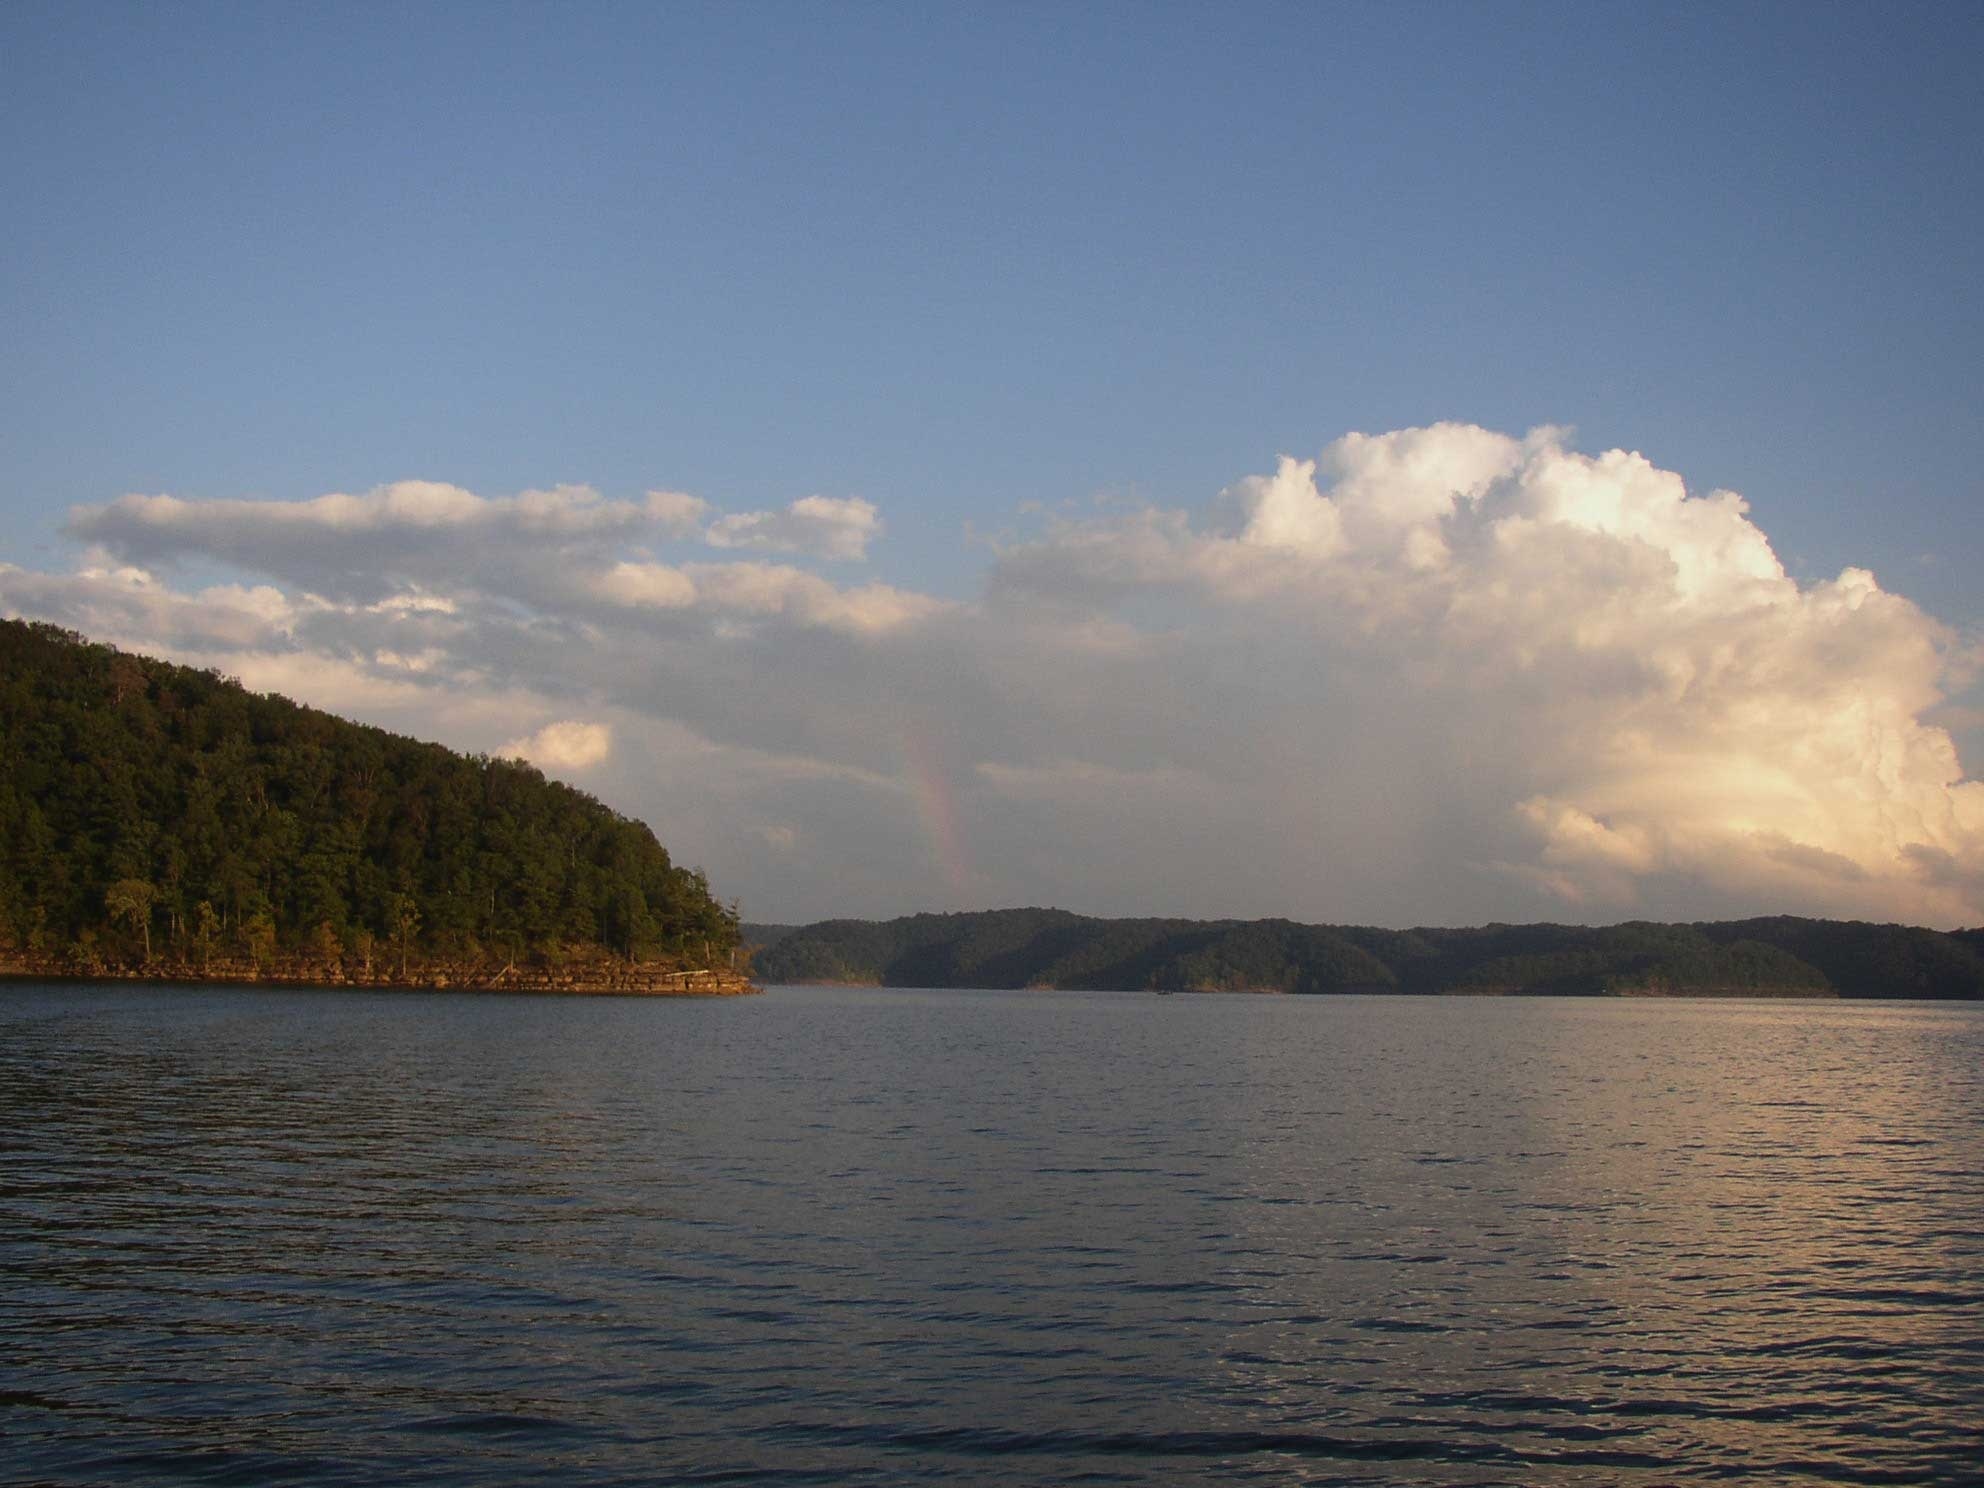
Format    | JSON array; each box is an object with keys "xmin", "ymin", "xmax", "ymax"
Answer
[{"xmin": 3, "ymin": 984, "xmax": 1981, "ymax": 1485}]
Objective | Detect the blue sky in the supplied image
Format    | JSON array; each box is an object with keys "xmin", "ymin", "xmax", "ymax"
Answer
[{"xmin": 4, "ymin": 3, "xmax": 1981, "ymax": 926}]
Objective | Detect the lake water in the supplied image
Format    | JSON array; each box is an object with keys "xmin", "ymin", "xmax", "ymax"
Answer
[{"xmin": 3, "ymin": 983, "xmax": 1981, "ymax": 1485}]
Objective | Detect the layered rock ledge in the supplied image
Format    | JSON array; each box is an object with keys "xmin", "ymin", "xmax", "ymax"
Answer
[{"xmin": 0, "ymin": 951, "xmax": 758, "ymax": 997}]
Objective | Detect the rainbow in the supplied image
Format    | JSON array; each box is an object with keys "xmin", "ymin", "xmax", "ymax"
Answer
[{"xmin": 901, "ymin": 727, "xmax": 972, "ymax": 897}]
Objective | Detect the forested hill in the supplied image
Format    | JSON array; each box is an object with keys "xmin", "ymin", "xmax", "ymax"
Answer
[
  {"xmin": 748, "ymin": 908, "xmax": 1984, "ymax": 999},
  {"xmin": 0, "ymin": 620, "xmax": 740, "ymax": 980}
]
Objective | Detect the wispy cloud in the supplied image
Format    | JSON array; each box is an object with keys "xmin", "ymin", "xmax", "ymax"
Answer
[{"xmin": 706, "ymin": 494, "xmax": 882, "ymax": 561}]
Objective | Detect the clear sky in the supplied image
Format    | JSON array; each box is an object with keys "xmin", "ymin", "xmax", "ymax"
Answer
[{"xmin": 4, "ymin": 2, "xmax": 1981, "ymax": 927}]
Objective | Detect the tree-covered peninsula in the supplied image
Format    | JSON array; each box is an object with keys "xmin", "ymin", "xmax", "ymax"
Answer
[
  {"xmin": 748, "ymin": 908, "xmax": 1984, "ymax": 999},
  {"xmin": 0, "ymin": 620, "xmax": 747, "ymax": 992}
]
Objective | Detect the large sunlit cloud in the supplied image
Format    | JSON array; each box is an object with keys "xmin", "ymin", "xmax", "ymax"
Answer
[
  {"xmin": 988, "ymin": 424, "xmax": 1983, "ymax": 925},
  {"xmin": 7, "ymin": 424, "xmax": 1980, "ymax": 928}
]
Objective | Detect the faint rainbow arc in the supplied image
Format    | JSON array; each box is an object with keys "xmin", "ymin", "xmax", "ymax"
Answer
[{"xmin": 901, "ymin": 727, "xmax": 972, "ymax": 897}]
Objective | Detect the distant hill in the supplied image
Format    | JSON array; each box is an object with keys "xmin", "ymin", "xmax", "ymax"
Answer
[
  {"xmin": 753, "ymin": 908, "xmax": 1984, "ymax": 999},
  {"xmin": 0, "ymin": 619, "xmax": 742, "ymax": 985},
  {"xmin": 741, "ymin": 922, "xmax": 804, "ymax": 952}
]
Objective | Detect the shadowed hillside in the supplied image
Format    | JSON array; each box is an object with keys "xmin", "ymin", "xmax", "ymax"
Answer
[{"xmin": 750, "ymin": 909, "xmax": 1984, "ymax": 998}]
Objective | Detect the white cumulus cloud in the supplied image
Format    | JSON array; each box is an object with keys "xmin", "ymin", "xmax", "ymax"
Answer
[
  {"xmin": 500, "ymin": 720, "xmax": 614, "ymax": 772},
  {"xmin": 988, "ymin": 423, "xmax": 1984, "ymax": 925}
]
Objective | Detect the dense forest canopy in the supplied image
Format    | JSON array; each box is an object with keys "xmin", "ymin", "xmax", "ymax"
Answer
[
  {"xmin": 0, "ymin": 620, "xmax": 738, "ymax": 972},
  {"xmin": 748, "ymin": 908, "xmax": 1984, "ymax": 999}
]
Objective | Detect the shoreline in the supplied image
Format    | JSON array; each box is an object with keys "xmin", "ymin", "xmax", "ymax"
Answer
[
  {"xmin": 0, "ymin": 955, "xmax": 760, "ymax": 998},
  {"xmin": 767, "ymin": 978, "xmax": 1857, "ymax": 998}
]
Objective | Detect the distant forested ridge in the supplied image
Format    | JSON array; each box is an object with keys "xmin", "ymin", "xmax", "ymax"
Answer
[
  {"xmin": 748, "ymin": 909, "xmax": 1984, "ymax": 999},
  {"xmin": 0, "ymin": 620, "xmax": 743, "ymax": 986}
]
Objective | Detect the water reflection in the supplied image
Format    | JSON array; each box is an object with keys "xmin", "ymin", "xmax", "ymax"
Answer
[{"xmin": 2, "ymin": 983, "xmax": 1979, "ymax": 1485}]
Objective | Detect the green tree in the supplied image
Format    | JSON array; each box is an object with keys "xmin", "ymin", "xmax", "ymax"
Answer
[
  {"xmin": 389, "ymin": 892, "xmax": 421, "ymax": 979},
  {"xmin": 105, "ymin": 877, "xmax": 155, "ymax": 961},
  {"xmin": 0, "ymin": 618, "xmax": 748, "ymax": 982},
  {"xmin": 242, "ymin": 909, "xmax": 277, "ymax": 968},
  {"xmin": 194, "ymin": 899, "xmax": 218, "ymax": 971},
  {"xmin": 309, "ymin": 919, "xmax": 341, "ymax": 966}
]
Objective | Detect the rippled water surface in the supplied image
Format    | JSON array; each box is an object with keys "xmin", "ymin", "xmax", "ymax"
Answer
[{"xmin": 4, "ymin": 984, "xmax": 1981, "ymax": 1485}]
